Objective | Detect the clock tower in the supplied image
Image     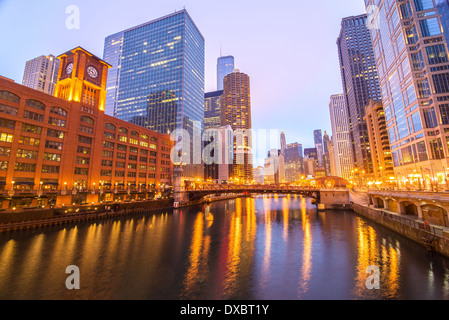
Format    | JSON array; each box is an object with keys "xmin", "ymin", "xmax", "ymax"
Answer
[{"xmin": 54, "ymin": 46, "xmax": 111, "ymax": 112}]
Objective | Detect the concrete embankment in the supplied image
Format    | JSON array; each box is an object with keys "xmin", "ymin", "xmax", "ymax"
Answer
[
  {"xmin": 0, "ymin": 199, "xmax": 173, "ymax": 232},
  {"xmin": 353, "ymin": 203, "xmax": 449, "ymax": 258}
]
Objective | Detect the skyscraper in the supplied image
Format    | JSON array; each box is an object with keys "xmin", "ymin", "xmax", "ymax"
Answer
[
  {"xmin": 284, "ymin": 142, "xmax": 304, "ymax": 182},
  {"xmin": 314, "ymin": 129, "xmax": 324, "ymax": 166},
  {"xmin": 22, "ymin": 55, "xmax": 60, "ymax": 95},
  {"xmin": 204, "ymin": 90, "xmax": 223, "ymax": 130},
  {"xmin": 103, "ymin": 9, "xmax": 205, "ymax": 137},
  {"xmin": 337, "ymin": 14, "xmax": 382, "ymax": 176},
  {"xmin": 329, "ymin": 94, "xmax": 354, "ymax": 181},
  {"xmin": 279, "ymin": 130, "xmax": 286, "ymax": 182},
  {"xmin": 221, "ymin": 69, "xmax": 253, "ymax": 182},
  {"xmin": 365, "ymin": 0, "xmax": 449, "ymax": 188},
  {"xmin": 323, "ymin": 131, "xmax": 331, "ymax": 176},
  {"xmin": 217, "ymin": 55, "xmax": 234, "ymax": 91}
]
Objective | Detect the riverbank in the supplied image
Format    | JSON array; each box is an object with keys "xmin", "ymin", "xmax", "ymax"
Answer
[
  {"xmin": 352, "ymin": 203, "xmax": 449, "ymax": 258},
  {"xmin": 0, "ymin": 199, "xmax": 173, "ymax": 233}
]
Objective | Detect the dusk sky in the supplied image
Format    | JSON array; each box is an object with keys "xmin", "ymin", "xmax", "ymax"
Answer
[{"xmin": 0, "ymin": 0, "xmax": 367, "ymax": 165}]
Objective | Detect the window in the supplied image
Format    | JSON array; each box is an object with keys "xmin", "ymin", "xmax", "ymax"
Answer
[
  {"xmin": 74, "ymin": 167, "xmax": 88, "ymax": 175},
  {"xmin": 75, "ymin": 157, "xmax": 90, "ymax": 165},
  {"xmin": 105, "ymin": 123, "xmax": 116, "ymax": 131},
  {"xmin": 19, "ymin": 136, "xmax": 39, "ymax": 146},
  {"xmin": 16, "ymin": 149, "xmax": 38, "ymax": 159},
  {"xmin": 80, "ymin": 116, "xmax": 94, "ymax": 125},
  {"xmin": 130, "ymin": 130, "xmax": 139, "ymax": 137},
  {"xmin": 101, "ymin": 160, "xmax": 113, "ymax": 167},
  {"xmin": 423, "ymin": 108, "xmax": 438, "ymax": 128},
  {"xmin": 0, "ymin": 118, "xmax": 15, "ymax": 129},
  {"xmin": 50, "ymin": 106, "xmax": 67, "ymax": 117},
  {"xmin": 22, "ymin": 123, "xmax": 42, "ymax": 134},
  {"xmin": 0, "ymin": 161, "xmax": 8, "ymax": 170},
  {"xmin": 150, "ymin": 137, "xmax": 158, "ymax": 142},
  {"xmin": 23, "ymin": 110, "xmax": 44, "ymax": 122},
  {"xmin": 48, "ymin": 117, "xmax": 66, "ymax": 127},
  {"xmin": 15, "ymin": 162, "xmax": 36, "ymax": 172},
  {"xmin": 116, "ymin": 162, "xmax": 126, "ymax": 168},
  {"xmin": 43, "ymin": 153, "xmax": 61, "ymax": 162},
  {"xmin": 115, "ymin": 171, "xmax": 125, "ymax": 177},
  {"xmin": 103, "ymin": 141, "xmax": 114, "ymax": 149},
  {"xmin": 47, "ymin": 129, "xmax": 64, "ymax": 139},
  {"xmin": 432, "ymin": 73, "xmax": 449, "ymax": 94},
  {"xmin": 140, "ymin": 141, "xmax": 149, "ymax": 148},
  {"xmin": 116, "ymin": 152, "xmax": 126, "ymax": 159},
  {"xmin": 25, "ymin": 99, "xmax": 45, "ymax": 111},
  {"xmin": 79, "ymin": 125, "xmax": 94, "ymax": 134},
  {"xmin": 130, "ymin": 147, "xmax": 138, "ymax": 153},
  {"xmin": 414, "ymin": 0, "xmax": 434, "ymax": 11},
  {"xmin": 0, "ymin": 146, "xmax": 10, "ymax": 156},
  {"xmin": 46, "ymin": 140, "xmax": 63, "ymax": 150},
  {"xmin": 104, "ymin": 132, "xmax": 115, "ymax": 139},
  {"xmin": 128, "ymin": 163, "xmax": 137, "ymax": 170},
  {"xmin": 0, "ymin": 103, "xmax": 18, "ymax": 116},
  {"xmin": 429, "ymin": 138, "xmax": 445, "ymax": 159},
  {"xmin": 102, "ymin": 150, "xmax": 113, "ymax": 158},
  {"xmin": 129, "ymin": 155, "xmax": 137, "ymax": 161},
  {"xmin": 101, "ymin": 170, "xmax": 112, "ymax": 176},
  {"xmin": 127, "ymin": 171, "xmax": 136, "ymax": 178},
  {"xmin": 118, "ymin": 135, "xmax": 128, "ymax": 142},
  {"xmin": 130, "ymin": 138, "xmax": 138, "ymax": 145},
  {"xmin": 150, "ymin": 144, "xmax": 157, "ymax": 150},
  {"xmin": 78, "ymin": 135, "xmax": 92, "ymax": 145},
  {"xmin": 0, "ymin": 91, "xmax": 20, "ymax": 104},
  {"xmin": 419, "ymin": 18, "xmax": 441, "ymax": 37},
  {"xmin": 140, "ymin": 157, "xmax": 148, "ymax": 163},
  {"xmin": 426, "ymin": 45, "xmax": 448, "ymax": 65},
  {"xmin": 141, "ymin": 134, "xmax": 149, "ymax": 140},
  {"xmin": 76, "ymin": 146, "xmax": 90, "ymax": 154},
  {"xmin": 117, "ymin": 144, "xmax": 127, "ymax": 151},
  {"xmin": 118, "ymin": 127, "xmax": 128, "ymax": 134},
  {"xmin": 42, "ymin": 165, "xmax": 60, "ymax": 174},
  {"xmin": 0, "ymin": 132, "xmax": 13, "ymax": 143}
]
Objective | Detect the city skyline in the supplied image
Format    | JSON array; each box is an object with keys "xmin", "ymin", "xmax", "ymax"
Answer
[{"xmin": 0, "ymin": 0, "xmax": 367, "ymax": 150}]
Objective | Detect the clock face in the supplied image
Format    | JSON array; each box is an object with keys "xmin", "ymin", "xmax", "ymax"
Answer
[
  {"xmin": 86, "ymin": 66, "xmax": 99, "ymax": 79},
  {"xmin": 66, "ymin": 63, "xmax": 73, "ymax": 75}
]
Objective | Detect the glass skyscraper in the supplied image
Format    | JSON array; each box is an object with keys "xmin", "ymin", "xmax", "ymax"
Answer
[
  {"xmin": 217, "ymin": 55, "xmax": 234, "ymax": 91},
  {"xmin": 365, "ymin": 0, "xmax": 449, "ymax": 188},
  {"xmin": 103, "ymin": 10, "xmax": 205, "ymax": 137},
  {"xmin": 204, "ymin": 90, "xmax": 223, "ymax": 129},
  {"xmin": 337, "ymin": 14, "xmax": 383, "ymax": 176}
]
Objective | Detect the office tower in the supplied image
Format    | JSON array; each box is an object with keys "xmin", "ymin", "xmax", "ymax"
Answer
[
  {"xmin": 253, "ymin": 166, "xmax": 264, "ymax": 184},
  {"xmin": 437, "ymin": 0, "xmax": 449, "ymax": 45},
  {"xmin": 0, "ymin": 46, "xmax": 172, "ymax": 209},
  {"xmin": 103, "ymin": 32, "xmax": 123, "ymax": 117},
  {"xmin": 304, "ymin": 148, "xmax": 317, "ymax": 161},
  {"xmin": 217, "ymin": 55, "xmax": 234, "ymax": 91},
  {"xmin": 103, "ymin": 10, "xmax": 205, "ymax": 134},
  {"xmin": 323, "ymin": 131, "xmax": 331, "ymax": 176},
  {"xmin": 329, "ymin": 94, "xmax": 354, "ymax": 181},
  {"xmin": 284, "ymin": 142, "xmax": 304, "ymax": 182},
  {"xmin": 304, "ymin": 158, "xmax": 317, "ymax": 177},
  {"xmin": 203, "ymin": 125, "xmax": 233, "ymax": 183},
  {"xmin": 364, "ymin": 100, "xmax": 394, "ymax": 183},
  {"xmin": 314, "ymin": 129, "xmax": 324, "ymax": 166},
  {"xmin": 22, "ymin": 55, "xmax": 60, "ymax": 95},
  {"xmin": 204, "ymin": 90, "xmax": 223, "ymax": 130},
  {"xmin": 221, "ymin": 69, "xmax": 253, "ymax": 182},
  {"xmin": 365, "ymin": 0, "xmax": 449, "ymax": 188},
  {"xmin": 337, "ymin": 14, "xmax": 382, "ymax": 176},
  {"xmin": 328, "ymin": 139, "xmax": 337, "ymax": 176},
  {"xmin": 264, "ymin": 149, "xmax": 280, "ymax": 184}
]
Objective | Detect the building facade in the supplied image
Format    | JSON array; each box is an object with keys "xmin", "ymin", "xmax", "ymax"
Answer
[
  {"xmin": 204, "ymin": 90, "xmax": 223, "ymax": 130},
  {"xmin": 365, "ymin": 0, "xmax": 449, "ymax": 189},
  {"xmin": 0, "ymin": 47, "xmax": 172, "ymax": 209},
  {"xmin": 364, "ymin": 100, "xmax": 395, "ymax": 185},
  {"xmin": 337, "ymin": 14, "xmax": 383, "ymax": 176},
  {"xmin": 314, "ymin": 129, "xmax": 324, "ymax": 167},
  {"xmin": 323, "ymin": 131, "xmax": 331, "ymax": 176},
  {"xmin": 217, "ymin": 55, "xmax": 235, "ymax": 91},
  {"xmin": 221, "ymin": 70, "xmax": 253, "ymax": 182},
  {"xmin": 284, "ymin": 142, "xmax": 304, "ymax": 182},
  {"xmin": 329, "ymin": 94, "xmax": 354, "ymax": 181},
  {"xmin": 22, "ymin": 55, "xmax": 60, "ymax": 96}
]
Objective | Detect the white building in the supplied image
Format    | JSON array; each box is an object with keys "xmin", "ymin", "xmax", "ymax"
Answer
[{"xmin": 22, "ymin": 55, "xmax": 60, "ymax": 95}]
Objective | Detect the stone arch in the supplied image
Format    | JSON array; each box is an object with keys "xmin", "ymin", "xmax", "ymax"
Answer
[
  {"xmin": 385, "ymin": 198, "xmax": 399, "ymax": 213},
  {"xmin": 373, "ymin": 196, "xmax": 385, "ymax": 208},
  {"xmin": 400, "ymin": 201, "xmax": 418, "ymax": 216},
  {"xmin": 420, "ymin": 203, "xmax": 449, "ymax": 227}
]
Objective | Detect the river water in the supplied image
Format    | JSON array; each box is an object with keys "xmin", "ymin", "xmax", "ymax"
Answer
[{"xmin": 0, "ymin": 195, "xmax": 448, "ymax": 300}]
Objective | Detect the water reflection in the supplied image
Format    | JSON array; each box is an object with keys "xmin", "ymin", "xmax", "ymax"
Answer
[{"xmin": 0, "ymin": 195, "xmax": 448, "ymax": 300}]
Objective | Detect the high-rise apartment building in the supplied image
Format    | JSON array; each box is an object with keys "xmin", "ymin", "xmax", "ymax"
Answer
[
  {"xmin": 221, "ymin": 70, "xmax": 253, "ymax": 182},
  {"xmin": 204, "ymin": 90, "xmax": 223, "ymax": 130},
  {"xmin": 337, "ymin": 14, "xmax": 382, "ymax": 176},
  {"xmin": 22, "ymin": 55, "xmax": 60, "ymax": 95},
  {"xmin": 103, "ymin": 9, "xmax": 205, "ymax": 137},
  {"xmin": 365, "ymin": 0, "xmax": 449, "ymax": 188},
  {"xmin": 217, "ymin": 55, "xmax": 234, "ymax": 91},
  {"xmin": 364, "ymin": 100, "xmax": 394, "ymax": 183},
  {"xmin": 329, "ymin": 94, "xmax": 354, "ymax": 181}
]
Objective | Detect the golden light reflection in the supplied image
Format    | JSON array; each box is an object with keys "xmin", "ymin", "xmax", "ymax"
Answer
[
  {"xmin": 0, "ymin": 240, "xmax": 16, "ymax": 288},
  {"xmin": 354, "ymin": 217, "xmax": 400, "ymax": 298},
  {"xmin": 298, "ymin": 197, "xmax": 312, "ymax": 297},
  {"xmin": 282, "ymin": 197, "xmax": 289, "ymax": 242},
  {"xmin": 260, "ymin": 196, "xmax": 272, "ymax": 289},
  {"xmin": 245, "ymin": 197, "xmax": 257, "ymax": 243}
]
